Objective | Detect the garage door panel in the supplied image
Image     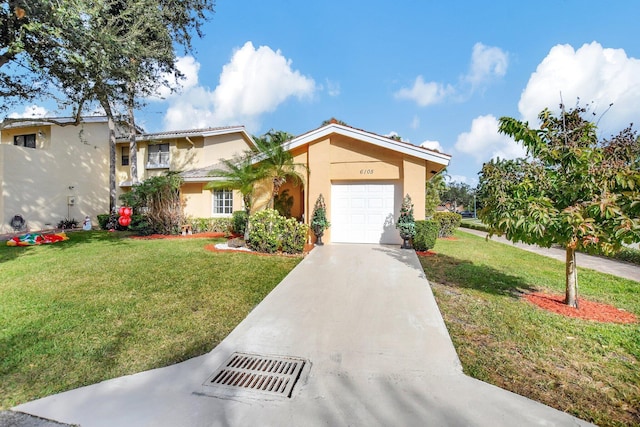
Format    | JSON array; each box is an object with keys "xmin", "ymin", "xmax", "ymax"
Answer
[{"xmin": 331, "ymin": 182, "xmax": 401, "ymax": 244}]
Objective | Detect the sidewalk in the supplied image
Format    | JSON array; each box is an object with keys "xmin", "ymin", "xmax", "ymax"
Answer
[
  {"xmin": 459, "ymin": 227, "xmax": 640, "ymax": 283},
  {"xmin": 11, "ymin": 244, "xmax": 593, "ymax": 426}
]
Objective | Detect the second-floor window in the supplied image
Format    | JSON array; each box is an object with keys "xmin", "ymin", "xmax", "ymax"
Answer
[
  {"xmin": 121, "ymin": 146, "xmax": 129, "ymax": 166},
  {"xmin": 14, "ymin": 134, "xmax": 36, "ymax": 149},
  {"xmin": 147, "ymin": 143, "xmax": 169, "ymax": 168}
]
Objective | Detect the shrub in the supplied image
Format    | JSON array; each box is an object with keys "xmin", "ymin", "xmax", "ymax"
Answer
[
  {"xmin": 281, "ymin": 217, "xmax": 308, "ymax": 254},
  {"xmin": 129, "ymin": 214, "xmax": 155, "ymax": 236},
  {"xmin": 247, "ymin": 209, "xmax": 283, "ymax": 254},
  {"xmin": 186, "ymin": 217, "xmax": 233, "ymax": 234},
  {"xmin": 396, "ymin": 194, "xmax": 416, "ymax": 241},
  {"xmin": 413, "ymin": 220, "xmax": 439, "ymax": 251},
  {"xmin": 97, "ymin": 214, "xmax": 111, "ymax": 230},
  {"xmin": 434, "ymin": 211, "xmax": 462, "ymax": 237},
  {"xmin": 57, "ymin": 218, "xmax": 78, "ymax": 229},
  {"xmin": 459, "ymin": 219, "xmax": 490, "ymax": 232},
  {"xmin": 231, "ymin": 211, "xmax": 248, "ymax": 236}
]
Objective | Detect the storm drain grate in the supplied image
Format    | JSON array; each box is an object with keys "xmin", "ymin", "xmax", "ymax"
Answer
[{"xmin": 203, "ymin": 352, "xmax": 306, "ymax": 398}]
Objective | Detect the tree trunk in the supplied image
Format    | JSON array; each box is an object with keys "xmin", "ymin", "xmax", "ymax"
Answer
[
  {"xmin": 565, "ymin": 246, "xmax": 579, "ymax": 308},
  {"xmin": 107, "ymin": 113, "xmax": 117, "ymax": 212},
  {"xmin": 128, "ymin": 91, "xmax": 138, "ymax": 184}
]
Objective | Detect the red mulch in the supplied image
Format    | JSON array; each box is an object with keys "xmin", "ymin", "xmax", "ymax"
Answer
[
  {"xmin": 416, "ymin": 250, "xmax": 437, "ymax": 257},
  {"xmin": 204, "ymin": 242, "xmax": 313, "ymax": 257},
  {"xmin": 524, "ymin": 292, "xmax": 637, "ymax": 324},
  {"xmin": 130, "ymin": 232, "xmax": 228, "ymax": 240}
]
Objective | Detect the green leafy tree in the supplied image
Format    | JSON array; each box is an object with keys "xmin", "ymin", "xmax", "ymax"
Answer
[
  {"xmin": 253, "ymin": 130, "xmax": 307, "ymax": 208},
  {"xmin": 206, "ymin": 154, "xmax": 265, "ymax": 239},
  {"xmin": 1, "ymin": 0, "xmax": 214, "ymax": 210},
  {"xmin": 425, "ymin": 170, "xmax": 446, "ymax": 218},
  {"xmin": 478, "ymin": 106, "xmax": 640, "ymax": 307},
  {"xmin": 441, "ymin": 181, "xmax": 475, "ymax": 212}
]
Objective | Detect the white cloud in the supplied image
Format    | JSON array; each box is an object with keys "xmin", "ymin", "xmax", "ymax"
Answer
[
  {"xmin": 447, "ymin": 174, "xmax": 478, "ymax": 186},
  {"xmin": 395, "ymin": 43, "xmax": 508, "ymax": 106},
  {"xmin": 394, "ymin": 75, "xmax": 454, "ymax": 106},
  {"xmin": 466, "ymin": 42, "xmax": 509, "ymax": 88},
  {"xmin": 8, "ymin": 105, "xmax": 49, "ymax": 118},
  {"xmin": 325, "ymin": 79, "xmax": 341, "ymax": 97},
  {"xmin": 519, "ymin": 42, "xmax": 640, "ymax": 134},
  {"xmin": 410, "ymin": 115, "xmax": 420, "ymax": 129},
  {"xmin": 164, "ymin": 42, "xmax": 316, "ymax": 131},
  {"xmin": 454, "ymin": 114, "xmax": 526, "ymax": 162},
  {"xmin": 151, "ymin": 56, "xmax": 200, "ymax": 100},
  {"xmin": 420, "ymin": 139, "xmax": 444, "ymax": 152}
]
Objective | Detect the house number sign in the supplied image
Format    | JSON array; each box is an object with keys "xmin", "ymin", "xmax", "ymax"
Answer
[{"xmin": 360, "ymin": 169, "xmax": 374, "ymax": 175}]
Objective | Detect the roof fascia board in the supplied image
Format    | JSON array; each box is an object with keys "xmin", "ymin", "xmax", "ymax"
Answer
[{"xmin": 285, "ymin": 124, "xmax": 451, "ymax": 165}]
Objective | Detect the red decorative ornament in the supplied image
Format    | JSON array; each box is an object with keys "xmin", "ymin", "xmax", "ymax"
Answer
[
  {"xmin": 118, "ymin": 206, "xmax": 127, "ymax": 217},
  {"xmin": 118, "ymin": 216, "xmax": 131, "ymax": 227},
  {"xmin": 123, "ymin": 207, "xmax": 132, "ymax": 217}
]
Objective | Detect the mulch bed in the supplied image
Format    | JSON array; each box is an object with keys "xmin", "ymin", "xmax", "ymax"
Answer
[
  {"xmin": 203, "ymin": 243, "xmax": 312, "ymax": 257},
  {"xmin": 525, "ymin": 292, "xmax": 637, "ymax": 324},
  {"xmin": 416, "ymin": 250, "xmax": 437, "ymax": 257},
  {"xmin": 129, "ymin": 232, "xmax": 228, "ymax": 240}
]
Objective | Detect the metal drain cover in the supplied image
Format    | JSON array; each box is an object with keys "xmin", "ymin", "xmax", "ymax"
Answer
[{"xmin": 203, "ymin": 352, "xmax": 306, "ymax": 399}]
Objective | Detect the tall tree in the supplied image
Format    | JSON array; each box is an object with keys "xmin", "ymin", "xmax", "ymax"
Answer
[
  {"xmin": 253, "ymin": 130, "xmax": 307, "ymax": 208},
  {"xmin": 1, "ymin": 0, "xmax": 214, "ymax": 210},
  {"xmin": 425, "ymin": 170, "xmax": 446, "ymax": 218},
  {"xmin": 478, "ymin": 106, "xmax": 640, "ymax": 307},
  {"xmin": 441, "ymin": 181, "xmax": 475, "ymax": 211}
]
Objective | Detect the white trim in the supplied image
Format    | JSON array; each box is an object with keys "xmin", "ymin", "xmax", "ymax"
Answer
[{"xmin": 285, "ymin": 123, "xmax": 451, "ymax": 165}]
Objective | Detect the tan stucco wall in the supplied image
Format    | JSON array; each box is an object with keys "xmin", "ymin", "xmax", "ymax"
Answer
[
  {"xmin": 116, "ymin": 132, "xmax": 252, "ymax": 215},
  {"xmin": 0, "ymin": 122, "xmax": 110, "ymax": 233}
]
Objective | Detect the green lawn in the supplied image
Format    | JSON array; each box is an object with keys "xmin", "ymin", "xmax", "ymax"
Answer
[
  {"xmin": 420, "ymin": 231, "xmax": 640, "ymax": 427},
  {"xmin": 0, "ymin": 231, "xmax": 300, "ymax": 409}
]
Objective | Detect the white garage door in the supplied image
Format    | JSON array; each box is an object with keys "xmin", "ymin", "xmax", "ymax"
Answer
[{"xmin": 331, "ymin": 183, "xmax": 400, "ymax": 244}]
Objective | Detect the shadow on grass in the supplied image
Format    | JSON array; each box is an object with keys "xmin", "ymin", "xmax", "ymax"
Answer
[
  {"xmin": 420, "ymin": 253, "xmax": 537, "ymax": 298},
  {"xmin": 0, "ymin": 231, "xmax": 133, "ymax": 263}
]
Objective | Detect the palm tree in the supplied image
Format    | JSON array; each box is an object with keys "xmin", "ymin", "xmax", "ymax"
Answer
[
  {"xmin": 253, "ymin": 130, "xmax": 307, "ymax": 208},
  {"xmin": 205, "ymin": 153, "xmax": 264, "ymax": 238}
]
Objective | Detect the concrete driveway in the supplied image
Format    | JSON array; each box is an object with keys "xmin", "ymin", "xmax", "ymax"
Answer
[{"xmin": 13, "ymin": 244, "xmax": 593, "ymax": 426}]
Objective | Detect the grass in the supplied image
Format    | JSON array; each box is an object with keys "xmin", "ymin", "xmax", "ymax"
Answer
[
  {"xmin": 419, "ymin": 231, "xmax": 640, "ymax": 427},
  {"xmin": 0, "ymin": 231, "xmax": 301, "ymax": 410},
  {"xmin": 459, "ymin": 218, "xmax": 640, "ymax": 266}
]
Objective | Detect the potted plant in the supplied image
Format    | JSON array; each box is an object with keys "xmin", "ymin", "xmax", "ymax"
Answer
[
  {"xmin": 396, "ymin": 194, "xmax": 416, "ymax": 249},
  {"xmin": 311, "ymin": 194, "xmax": 330, "ymax": 245}
]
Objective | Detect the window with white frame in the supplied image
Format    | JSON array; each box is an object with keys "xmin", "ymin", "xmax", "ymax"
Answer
[
  {"xmin": 14, "ymin": 134, "xmax": 36, "ymax": 148},
  {"xmin": 147, "ymin": 143, "xmax": 169, "ymax": 168},
  {"xmin": 212, "ymin": 189, "xmax": 233, "ymax": 215}
]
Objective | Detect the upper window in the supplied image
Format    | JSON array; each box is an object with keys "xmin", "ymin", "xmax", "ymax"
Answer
[
  {"xmin": 14, "ymin": 134, "xmax": 36, "ymax": 149},
  {"xmin": 121, "ymin": 146, "xmax": 130, "ymax": 166},
  {"xmin": 147, "ymin": 143, "xmax": 169, "ymax": 168},
  {"xmin": 213, "ymin": 189, "xmax": 233, "ymax": 216}
]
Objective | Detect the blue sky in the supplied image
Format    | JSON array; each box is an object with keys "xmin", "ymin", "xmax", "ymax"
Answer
[{"xmin": 9, "ymin": 0, "xmax": 640, "ymax": 185}]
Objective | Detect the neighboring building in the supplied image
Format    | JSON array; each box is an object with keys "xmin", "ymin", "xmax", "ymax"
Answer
[
  {"xmin": 115, "ymin": 126, "xmax": 256, "ymax": 219},
  {"xmin": 0, "ymin": 117, "xmax": 119, "ymax": 234},
  {"xmin": 2, "ymin": 117, "xmax": 452, "ymax": 245}
]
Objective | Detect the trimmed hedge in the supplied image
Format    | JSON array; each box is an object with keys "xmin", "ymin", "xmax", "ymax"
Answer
[
  {"xmin": 247, "ymin": 209, "xmax": 308, "ymax": 254},
  {"xmin": 186, "ymin": 217, "xmax": 233, "ymax": 234},
  {"xmin": 413, "ymin": 220, "xmax": 439, "ymax": 251},
  {"xmin": 434, "ymin": 211, "xmax": 461, "ymax": 238},
  {"xmin": 460, "ymin": 219, "xmax": 490, "ymax": 232}
]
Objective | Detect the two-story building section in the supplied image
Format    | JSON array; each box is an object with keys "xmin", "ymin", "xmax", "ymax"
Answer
[{"xmin": 0, "ymin": 117, "xmax": 118, "ymax": 234}]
